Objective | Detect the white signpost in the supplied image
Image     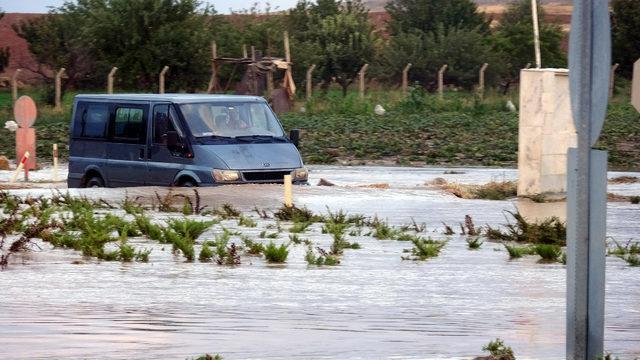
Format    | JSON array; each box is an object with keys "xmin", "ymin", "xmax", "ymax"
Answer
[{"xmin": 567, "ymin": 0, "xmax": 610, "ymax": 358}]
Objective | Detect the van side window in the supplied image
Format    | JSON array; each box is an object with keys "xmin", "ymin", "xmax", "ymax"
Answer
[
  {"xmin": 153, "ymin": 105, "xmax": 183, "ymax": 144},
  {"xmin": 113, "ymin": 107, "xmax": 145, "ymax": 142},
  {"xmin": 75, "ymin": 103, "xmax": 109, "ymax": 138}
]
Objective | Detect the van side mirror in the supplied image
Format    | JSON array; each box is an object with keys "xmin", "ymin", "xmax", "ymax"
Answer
[
  {"xmin": 289, "ymin": 129, "xmax": 300, "ymax": 147},
  {"xmin": 167, "ymin": 131, "xmax": 179, "ymax": 148}
]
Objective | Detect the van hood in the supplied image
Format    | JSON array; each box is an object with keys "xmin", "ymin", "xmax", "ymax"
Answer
[{"xmin": 194, "ymin": 143, "xmax": 303, "ymax": 170}]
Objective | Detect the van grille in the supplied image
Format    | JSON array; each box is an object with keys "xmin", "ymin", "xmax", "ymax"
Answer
[{"xmin": 242, "ymin": 171, "xmax": 291, "ymax": 182}]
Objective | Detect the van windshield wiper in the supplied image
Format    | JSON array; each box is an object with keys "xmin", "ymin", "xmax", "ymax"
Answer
[{"xmin": 234, "ymin": 135, "xmax": 288, "ymax": 143}]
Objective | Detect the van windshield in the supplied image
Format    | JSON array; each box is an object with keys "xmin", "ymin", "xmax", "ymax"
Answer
[{"xmin": 179, "ymin": 102, "xmax": 285, "ymax": 138}]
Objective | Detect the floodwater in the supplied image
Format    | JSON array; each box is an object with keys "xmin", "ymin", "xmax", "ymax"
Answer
[{"xmin": 1, "ymin": 166, "xmax": 639, "ymax": 359}]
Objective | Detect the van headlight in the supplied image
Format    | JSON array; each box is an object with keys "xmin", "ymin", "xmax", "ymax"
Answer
[
  {"xmin": 292, "ymin": 167, "xmax": 309, "ymax": 181},
  {"xmin": 212, "ymin": 169, "xmax": 240, "ymax": 182}
]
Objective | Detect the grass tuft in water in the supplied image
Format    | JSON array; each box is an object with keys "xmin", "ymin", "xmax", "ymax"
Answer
[
  {"xmin": 264, "ymin": 241, "xmax": 289, "ymax": 263},
  {"xmin": 167, "ymin": 218, "xmax": 215, "ymax": 242},
  {"xmin": 486, "ymin": 211, "xmax": 566, "ymax": 245},
  {"xmin": 481, "ymin": 338, "xmax": 515, "ymax": 360},
  {"xmin": 242, "ymin": 236, "xmax": 265, "ymax": 255},
  {"xmin": 289, "ymin": 221, "xmax": 312, "ymax": 233},
  {"xmin": 402, "ymin": 237, "xmax": 446, "ymax": 261},
  {"xmin": 534, "ymin": 244, "xmax": 563, "ymax": 262},
  {"xmin": 504, "ymin": 244, "xmax": 534, "ymax": 259},
  {"xmin": 199, "ymin": 242, "xmax": 214, "ymax": 262},
  {"xmin": 274, "ymin": 205, "xmax": 323, "ymax": 223},
  {"xmin": 466, "ymin": 237, "xmax": 483, "ymax": 250},
  {"xmin": 305, "ymin": 245, "xmax": 340, "ymax": 266},
  {"xmin": 215, "ymin": 203, "xmax": 241, "ymax": 219},
  {"xmin": 237, "ymin": 215, "xmax": 257, "ymax": 228}
]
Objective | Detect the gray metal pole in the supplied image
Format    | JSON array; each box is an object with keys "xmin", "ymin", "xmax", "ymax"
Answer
[{"xmin": 567, "ymin": 0, "xmax": 610, "ymax": 358}]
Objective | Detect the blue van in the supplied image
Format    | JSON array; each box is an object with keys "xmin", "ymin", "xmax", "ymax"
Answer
[{"xmin": 67, "ymin": 94, "xmax": 308, "ymax": 187}]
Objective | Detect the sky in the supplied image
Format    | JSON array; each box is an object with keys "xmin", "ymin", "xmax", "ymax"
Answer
[{"xmin": 0, "ymin": 0, "xmax": 300, "ymax": 14}]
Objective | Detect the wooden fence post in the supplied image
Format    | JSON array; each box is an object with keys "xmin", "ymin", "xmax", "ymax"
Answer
[
  {"xmin": 159, "ymin": 66, "xmax": 169, "ymax": 94},
  {"xmin": 11, "ymin": 69, "xmax": 21, "ymax": 103},
  {"xmin": 524, "ymin": 63, "xmax": 532, "ymax": 69},
  {"xmin": 107, "ymin": 67, "xmax": 118, "ymax": 94},
  {"xmin": 402, "ymin": 63, "xmax": 412, "ymax": 97},
  {"xmin": 478, "ymin": 63, "xmax": 489, "ymax": 100},
  {"xmin": 250, "ymin": 46, "xmax": 258, "ymax": 95},
  {"xmin": 207, "ymin": 42, "xmax": 218, "ymax": 94},
  {"xmin": 359, "ymin": 64, "xmax": 369, "ymax": 100},
  {"xmin": 55, "ymin": 68, "xmax": 66, "ymax": 111},
  {"xmin": 609, "ymin": 63, "xmax": 619, "ymax": 98},
  {"xmin": 438, "ymin": 64, "xmax": 448, "ymax": 99},
  {"xmin": 306, "ymin": 64, "xmax": 317, "ymax": 101},
  {"xmin": 242, "ymin": 44, "xmax": 248, "ymax": 59}
]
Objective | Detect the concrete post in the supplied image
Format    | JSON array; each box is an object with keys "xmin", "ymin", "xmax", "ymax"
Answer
[
  {"xmin": 54, "ymin": 68, "xmax": 66, "ymax": 111},
  {"xmin": 209, "ymin": 42, "xmax": 218, "ymax": 93},
  {"xmin": 159, "ymin": 66, "xmax": 169, "ymax": 94},
  {"xmin": 358, "ymin": 64, "xmax": 369, "ymax": 100},
  {"xmin": 284, "ymin": 31, "xmax": 291, "ymax": 63},
  {"xmin": 438, "ymin": 64, "xmax": 448, "ymax": 99},
  {"xmin": 306, "ymin": 64, "xmax": 316, "ymax": 101},
  {"xmin": 107, "ymin": 67, "xmax": 118, "ymax": 94},
  {"xmin": 402, "ymin": 63, "xmax": 412, "ymax": 97},
  {"xmin": 242, "ymin": 44, "xmax": 248, "ymax": 59},
  {"xmin": 11, "ymin": 69, "xmax": 22, "ymax": 103},
  {"xmin": 531, "ymin": 0, "xmax": 542, "ymax": 68},
  {"xmin": 609, "ymin": 63, "xmax": 619, "ymax": 98},
  {"xmin": 478, "ymin": 63, "xmax": 489, "ymax": 100},
  {"xmin": 517, "ymin": 69, "xmax": 576, "ymax": 196}
]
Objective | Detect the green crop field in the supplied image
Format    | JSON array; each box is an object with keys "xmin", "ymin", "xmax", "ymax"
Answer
[{"xmin": 0, "ymin": 87, "xmax": 638, "ymax": 170}]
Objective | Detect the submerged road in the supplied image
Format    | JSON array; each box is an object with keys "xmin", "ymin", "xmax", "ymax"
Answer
[{"xmin": 0, "ymin": 166, "xmax": 639, "ymax": 359}]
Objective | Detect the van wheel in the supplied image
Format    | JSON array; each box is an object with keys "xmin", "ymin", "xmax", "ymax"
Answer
[
  {"xmin": 179, "ymin": 180, "xmax": 197, "ymax": 187},
  {"xmin": 86, "ymin": 176, "xmax": 105, "ymax": 188}
]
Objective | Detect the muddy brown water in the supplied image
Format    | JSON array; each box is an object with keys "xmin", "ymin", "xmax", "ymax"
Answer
[{"xmin": 1, "ymin": 166, "xmax": 639, "ymax": 359}]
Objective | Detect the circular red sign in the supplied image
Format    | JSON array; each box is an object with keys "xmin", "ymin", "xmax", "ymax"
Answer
[{"xmin": 14, "ymin": 96, "xmax": 37, "ymax": 128}]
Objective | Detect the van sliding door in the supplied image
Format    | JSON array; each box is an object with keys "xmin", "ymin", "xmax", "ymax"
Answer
[{"xmin": 106, "ymin": 104, "xmax": 148, "ymax": 187}]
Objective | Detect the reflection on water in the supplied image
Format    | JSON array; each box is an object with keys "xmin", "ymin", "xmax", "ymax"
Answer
[
  {"xmin": 516, "ymin": 199, "xmax": 567, "ymax": 223},
  {"xmin": 1, "ymin": 167, "xmax": 639, "ymax": 359}
]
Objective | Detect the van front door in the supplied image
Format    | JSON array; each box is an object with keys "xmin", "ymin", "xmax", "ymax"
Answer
[
  {"xmin": 106, "ymin": 104, "xmax": 148, "ymax": 187},
  {"xmin": 146, "ymin": 104, "xmax": 190, "ymax": 186}
]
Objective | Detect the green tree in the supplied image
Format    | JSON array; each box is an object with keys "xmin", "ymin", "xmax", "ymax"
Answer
[
  {"xmin": 385, "ymin": 0, "xmax": 489, "ymax": 35},
  {"xmin": 0, "ymin": 9, "xmax": 10, "ymax": 73},
  {"xmin": 612, "ymin": 0, "xmax": 640, "ymax": 78},
  {"xmin": 288, "ymin": 0, "xmax": 377, "ymax": 95},
  {"xmin": 16, "ymin": 0, "xmax": 216, "ymax": 91},
  {"xmin": 492, "ymin": 0, "xmax": 566, "ymax": 92},
  {"xmin": 378, "ymin": 27, "xmax": 506, "ymax": 90}
]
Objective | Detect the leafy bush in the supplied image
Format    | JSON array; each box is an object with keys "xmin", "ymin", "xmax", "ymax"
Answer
[
  {"xmin": 482, "ymin": 338, "xmax": 515, "ymax": 360},
  {"xmin": 486, "ymin": 211, "xmax": 566, "ymax": 245},
  {"xmin": 264, "ymin": 241, "xmax": 289, "ymax": 263}
]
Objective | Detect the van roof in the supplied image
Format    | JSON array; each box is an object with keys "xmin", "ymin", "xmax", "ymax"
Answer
[{"xmin": 74, "ymin": 93, "xmax": 266, "ymax": 104}]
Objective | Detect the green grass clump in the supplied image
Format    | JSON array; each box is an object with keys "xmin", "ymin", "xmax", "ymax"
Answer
[
  {"xmin": 624, "ymin": 254, "xmax": 640, "ymax": 266},
  {"xmin": 242, "ymin": 237, "xmax": 265, "ymax": 255},
  {"xmin": 305, "ymin": 245, "xmax": 340, "ymax": 266},
  {"xmin": 289, "ymin": 221, "xmax": 312, "ymax": 233},
  {"xmin": 167, "ymin": 218, "xmax": 215, "ymax": 241},
  {"xmin": 486, "ymin": 211, "xmax": 566, "ymax": 246},
  {"xmin": 215, "ymin": 203, "xmax": 241, "ymax": 219},
  {"xmin": 169, "ymin": 231, "xmax": 195, "ymax": 261},
  {"xmin": 372, "ymin": 221, "xmax": 399, "ymax": 240},
  {"xmin": 259, "ymin": 230, "xmax": 279, "ymax": 239},
  {"xmin": 237, "ymin": 215, "xmax": 257, "ymax": 228},
  {"xmin": 199, "ymin": 242, "xmax": 214, "ymax": 262},
  {"xmin": 135, "ymin": 216, "xmax": 164, "ymax": 240},
  {"xmin": 631, "ymin": 196, "xmax": 640, "ymax": 204},
  {"xmin": 274, "ymin": 205, "xmax": 323, "ymax": 223},
  {"xmin": 264, "ymin": 241, "xmax": 289, "ymax": 263},
  {"xmin": 504, "ymin": 244, "xmax": 534, "ymax": 259},
  {"xmin": 481, "ymin": 338, "xmax": 515, "ymax": 360},
  {"xmin": 534, "ymin": 244, "xmax": 563, "ymax": 261},
  {"xmin": 466, "ymin": 237, "xmax": 484, "ymax": 250},
  {"xmin": 471, "ymin": 181, "xmax": 517, "ymax": 200},
  {"xmin": 402, "ymin": 237, "xmax": 446, "ymax": 261}
]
